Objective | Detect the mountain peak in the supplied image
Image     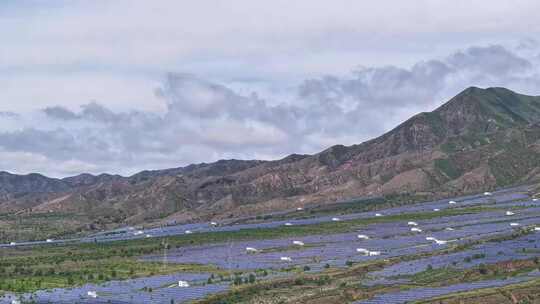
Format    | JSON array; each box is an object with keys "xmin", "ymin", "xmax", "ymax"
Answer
[
  {"xmin": 435, "ymin": 86, "xmax": 540, "ymax": 133},
  {"xmin": 2, "ymin": 87, "xmax": 540, "ymax": 229},
  {"xmin": 456, "ymin": 86, "xmax": 516, "ymax": 96}
]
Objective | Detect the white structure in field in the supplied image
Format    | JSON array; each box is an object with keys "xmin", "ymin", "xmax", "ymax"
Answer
[
  {"xmin": 356, "ymin": 248, "xmax": 381, "ymax": 256},
  {"xmin": 280, "ymin": 256, "xmax": 292, "ymax": 262},
  {"xmin": 178, "ymin": 280, "xmax": 190, "ymax": 287},
  {"xmin": 246, "ymin": 247, "xmax": 258, "ymax": 253},
  {"xmin": 87, "ymin": 291, "xmax": 98, "ymax": 298},
  {"xmin": 425, "ymin": 236, "xmax": 450, "ymax": 245}
]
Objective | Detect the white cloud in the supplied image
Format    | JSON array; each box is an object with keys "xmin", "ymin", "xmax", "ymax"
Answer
[
  {"xmin": 2, "ymin": 1, "xmax": 540, "ymax": 112},
  {"xmin": 0, "ymin": 72, "xmax": 163, "ymax": 113},
  {"xmin": 1, "ymin": 2, "xmax": 540, "ymax": 176},
  {"xmin": 0, "ymin": 44, "xmax": 539, "ymax": 177}
]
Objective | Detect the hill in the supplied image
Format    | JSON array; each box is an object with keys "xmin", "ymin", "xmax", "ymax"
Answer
[{"xmin": 2, "ymin": 86, "xmax": 540, "ymax": 235}]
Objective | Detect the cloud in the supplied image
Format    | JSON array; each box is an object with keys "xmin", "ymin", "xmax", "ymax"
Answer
[
  {"xmin": 0, "ymin": 44, "xmax": 540, "ymax": 177},
  {"xmin": 43, "ymin": 106, "xmax": 79, "ymax": 120},
  {"xmin": 3, "ymin": 1, "xmax": 540, "ymax": 116},
  {"xmin": 2, "ymin": 2, "xmax": 540, "ymax": 178},
  {"xmin": 447, "ymin": 45, "xmax": 532, "ymax": 75},
  {"xmin": 0, "ymin": 111, "xmax": 19, "ymax": 118},
  {"xmin": 299, "ymin": 45, "xmax": 540, "ymax": 121}
]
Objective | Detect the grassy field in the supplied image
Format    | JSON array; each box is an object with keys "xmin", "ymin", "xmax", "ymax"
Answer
[
  {"xmin": 415, "ymin": 278, "xmax": 540, "ymax": 304},
  {"xmin": 0, "ymin": 212, "xmax": 90, "ymax": 243},
  {"xmin": 234, "ymin": 193, "xmax": 431, "ymax": 225},
  {"xmin": 407, "ymin": 258, "xmax": 540, "ymax": 286}
]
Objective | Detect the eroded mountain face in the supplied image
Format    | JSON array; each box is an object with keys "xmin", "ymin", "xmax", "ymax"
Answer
[{"xmin": 2, "ymin": 87, "xmax": 540, "ymax": 228}]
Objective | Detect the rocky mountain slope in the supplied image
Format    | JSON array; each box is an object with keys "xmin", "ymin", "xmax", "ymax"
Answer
[{"xmin": 2, "ymin": 86, "xmax": 540, "ymax": 229}]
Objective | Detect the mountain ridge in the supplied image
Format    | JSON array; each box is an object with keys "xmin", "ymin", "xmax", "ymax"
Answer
[
  {"xmin": 2, "ymin": 86, "xmax": 540, "ymax": 233},
  {"xmin": 1, "ymin": 86, "xmax": 539, "ymax": 183}
]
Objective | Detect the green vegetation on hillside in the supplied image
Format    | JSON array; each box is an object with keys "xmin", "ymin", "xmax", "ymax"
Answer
[{"xmin": 434, "ymin": 158, "xmax": 462, "ymax": 179}]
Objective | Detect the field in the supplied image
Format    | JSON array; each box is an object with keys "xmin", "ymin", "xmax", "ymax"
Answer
[{"xmin": 1, "ymin": 187, "xmax": 540, "ymax": 303}]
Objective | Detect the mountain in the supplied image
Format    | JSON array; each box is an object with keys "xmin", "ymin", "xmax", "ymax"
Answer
[
  {"xmin": 2, "ymin": 86, "xmax": 540, "ymax": 230},
  {"xmin": 0, "ymin": 171, "xmax": 70, "ymax": 196}
]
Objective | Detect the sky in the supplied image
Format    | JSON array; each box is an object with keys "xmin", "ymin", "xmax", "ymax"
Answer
[{"xmin": 1, "ymin": 0, "xmax": 540, "ymax": 177}]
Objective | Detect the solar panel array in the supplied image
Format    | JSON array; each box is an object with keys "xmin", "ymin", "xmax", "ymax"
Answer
[{"xmin": 1, "ymin": 186, "xmax": 539, "ymax": 303}]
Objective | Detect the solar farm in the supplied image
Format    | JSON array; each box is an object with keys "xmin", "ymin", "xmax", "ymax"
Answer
[{"xmin": 2, "ymin": 186, "xmax": 540, "ymax": 303}]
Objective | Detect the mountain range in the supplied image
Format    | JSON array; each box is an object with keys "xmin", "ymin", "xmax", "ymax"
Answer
[{"xmin": 2, "ymin": 86, "xmax": 540, "ymax": 230}]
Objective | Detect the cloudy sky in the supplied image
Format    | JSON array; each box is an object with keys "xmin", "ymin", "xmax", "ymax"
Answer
[{"xmin": 1, "ymin": 0, "xmax": 540, "ymax": 177}]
